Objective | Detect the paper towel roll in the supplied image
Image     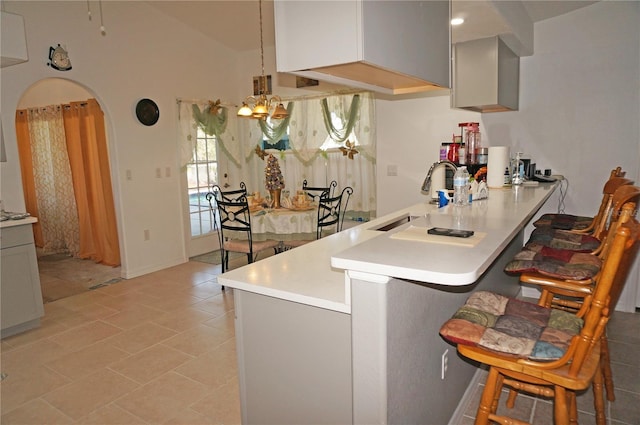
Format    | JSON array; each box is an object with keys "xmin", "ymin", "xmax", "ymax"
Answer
[{"xmin": 487, "ymin": 146, "xmax": 510, "ymax": 188}]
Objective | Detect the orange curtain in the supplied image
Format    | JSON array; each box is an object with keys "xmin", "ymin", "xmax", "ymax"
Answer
[
  {"xmin": 15, "ymin": 110, "xmax": 44, "ymax": 246},
  {"xmin": 63, "ymin": 99, "xmax": 120, "ymax": 266}
]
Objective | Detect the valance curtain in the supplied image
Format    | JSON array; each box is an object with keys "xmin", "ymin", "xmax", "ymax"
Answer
[{"xmin": 15, "ymin": 99, "xmax": 121, "ymax": 266}]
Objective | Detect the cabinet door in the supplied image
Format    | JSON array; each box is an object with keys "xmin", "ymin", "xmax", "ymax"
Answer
[
  {"xmin": 1, "ymin": 244, "xmax": 44, "ymax": 330},
  {"xmin": 275, "ymin": 0, "xmax": 360, "ymax": 72}
]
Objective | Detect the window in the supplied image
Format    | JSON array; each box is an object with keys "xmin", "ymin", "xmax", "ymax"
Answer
[
  {"xmin": 260, "ymin": 117, "xmax": 290, "ymax": 151},
  {"xmin": 319, "ymin": 111, "xmax": 359, "ymax": 150},
  {"xmin": 186, "ymin": 127, "xmax": 218, "ymax": 237}
]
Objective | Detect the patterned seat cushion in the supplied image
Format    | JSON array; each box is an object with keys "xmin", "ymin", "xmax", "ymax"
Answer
[
  {"xmin": 533, "ymin": 213, "xmax": 592, "ymax": 230},
  {"xmin": 525, "ymin": 227, "xmax": 601, "ymax": 252},
  {"xmin": 440, "ymin": 291, "xmax": 583, "ymax": 360},
  {"xmin": 503, "ymin": 245, "xmax": 602, "ymax": 280}
]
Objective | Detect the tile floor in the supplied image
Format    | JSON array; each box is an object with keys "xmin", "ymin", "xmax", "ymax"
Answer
[
  {"xmin": 1, "ymin": 260, "xmax": 240, "ymax": 424},
  {"xmin": 1, "ymin": 257, "xmax": 639, "ymax": 424}
]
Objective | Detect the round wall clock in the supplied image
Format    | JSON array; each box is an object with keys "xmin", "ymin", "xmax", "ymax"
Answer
[{"xmin": 135, "ymin": 98, "xmax": 159, "ymax": 126}]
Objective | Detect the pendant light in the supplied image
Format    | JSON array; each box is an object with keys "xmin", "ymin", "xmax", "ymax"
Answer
[{"xmin": 237, "ymin": 0, "xmax": 288, "ymax": 121}]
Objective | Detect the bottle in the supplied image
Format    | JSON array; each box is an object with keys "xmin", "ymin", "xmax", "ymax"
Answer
[
  {"xmin": 458, "ymin": 145, "xmax": 466, "ymax": 165},
  {"xmin": 465, "ymin": 123, "xmax": 480, "ymax": 164},
  {"xmin": 453, "ymin": 166, "xmax": 470, "ymax": 206}
]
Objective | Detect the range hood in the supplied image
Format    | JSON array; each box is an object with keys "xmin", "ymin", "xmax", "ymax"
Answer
[
  {"xmin": 1, "ymin": 11, "xmax": 29, "ymax": 68},
  {"xmin": 453, "ymin": 36, "xmax": 520, "ymax": 112},
  {"xmin": 274, "ymin": 0, "xmax": 450, "ymax": 95}
]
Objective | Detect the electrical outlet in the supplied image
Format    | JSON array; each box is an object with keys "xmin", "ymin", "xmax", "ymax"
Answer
[
  {"xmin": 144, "ymin": 229, "xmax": 150, "ymax": 241},
  {"xmin": 155, "ymin": 168, "xmax": 162, "ymax": 178},
  {"xmin": 441, "ymin": 349, "xmax": 449, "ymax": 380},
  {"xmin": 387, "ymin": 164, "xmax": 398, "ymax": 176}
]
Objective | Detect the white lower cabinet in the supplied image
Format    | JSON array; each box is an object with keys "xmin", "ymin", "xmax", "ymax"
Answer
[{"xmin": 1, "ymin": 222, "xmax": 44, "ymax": 338}]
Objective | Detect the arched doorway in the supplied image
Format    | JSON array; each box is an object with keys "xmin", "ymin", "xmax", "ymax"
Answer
[{"xmin": 16, "ymin": 78, "xmax": 122, "ymax": 302}]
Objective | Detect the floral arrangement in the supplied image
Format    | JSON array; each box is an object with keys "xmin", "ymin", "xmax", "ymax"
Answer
[{"xmin": 265, "ymin": 154, "xmax": 285, "ymax": 191}]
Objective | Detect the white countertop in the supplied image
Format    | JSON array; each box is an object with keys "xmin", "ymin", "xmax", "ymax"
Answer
[
  {"xmin": 1, "ymin": 216, "xmax": 38, "ymax": 229},
  {"xmin": 332, "ymin": 184, "xmax": 557, "ymax": 285},
  {"xmin": 218, "ymin": 183, "xmax": 557, "ymax": 313}
]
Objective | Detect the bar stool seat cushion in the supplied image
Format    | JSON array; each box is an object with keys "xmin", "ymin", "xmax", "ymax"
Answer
[
  {"xmin": 526, "ymin": 227, "xmax": 601, "ymax": 251},
  {"xmin": 440, "ymin": 291, "xmax": 583, "ymax": 360},
  {"xmin": 533, "ymin": 213, "xmax": 593, "ymax": 230},
  {"xmin": 504, "ymin": 245, "xmax": 602, "ymax": 280}
]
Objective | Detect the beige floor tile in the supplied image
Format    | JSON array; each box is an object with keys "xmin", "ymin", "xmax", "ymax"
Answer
[
  {"xmin": 0, "ymin": 398, "xmax": 74, "ymax": 425},
  {"xmin": 0, "ymin": 364, "xmax": 71, "ymax": 414},
  {"xmin": 63, "ymin": 301, "xmax": 121, "ymax": 322},
  {"xmin": 42, "ymin": 368, "xmax": 139, "ymax": 420},
  {"xmin": 162, "ymin": 407, "xmax": 218, "ymax": 425},
  {"xmin": 95, "ymin": 291, "xmax": 166, "ymax": 313},
  {"xmin": 107, "ymin": 344, "xmax": 192, "ymax": 384},
  {"xmin": 135, "ymin": 291, "xmax": 202, "ymax": 313},
  {"xmin": 202, "ymin": 311, "xmax": 235, "ymax": 334},
  {"xmin": 151, "ymin": 306, "xmax": 218, "ymax": 333},
  {"xmin": 174, "ymin": 339, "xmax": 237, "ymax": 388},
  {"xmin": 105, "ymin": 322, "xmax": 178, "ymax": 354},
  {"xmin": 114, "ymin": 371, "xmax": 209, "ymax": 424},
  {"xmin": 181, "ymin": 280, "xmax": 225, "ymax": 300},
  {"xmin": 161, "ymin": 324, "xmax": 234, "ymax": 357},
  {"xmin": 98, "ymin": 304, "xmax": 167, "ymax": 330},
  {"xmin": 48, "ymin": 320, "xmax": 123, "ymax": 351},
  {"xmin": 189, "ymin": 376, "xmax": 242, "ymax": 425},
  {"xmin": 0, "ymin": 319, "xmax": 69, "ymax": 349},
  {"xmin": 1, "ymin": 338, "xmax": 70, "ymax": 369},
  {"xmin": 44, "ymin": 341, "xmax": 131, "ymax": 381},
  {"xmin": 76, "ymin": 403, "xmax": 150, "ymax": 424},
  {"xmin": 192, "ymin": 293, "xmax": 235, "ymax": 319},
  {"xmin": 49, "ymin": 289, "xmax": 115, "ymax": 312}
]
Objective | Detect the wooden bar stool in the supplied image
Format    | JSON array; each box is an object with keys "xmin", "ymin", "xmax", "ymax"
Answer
[
  {"xmin": 440, "ymin": 217, "xmax": 640, "ymax": 425},
  {"xmin": 503, "ymin": 201, "xmax": 639, "ymax": 424},
  {"xmin": 532, "ymin": 170, "xmax": 632, "ymax": 236}
]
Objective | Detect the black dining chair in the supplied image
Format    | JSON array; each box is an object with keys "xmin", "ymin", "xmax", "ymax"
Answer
[
  {"xmin": 302, "ymin": 179, "xmax": 337, "ymax": 204},
  {"xmin": 283, "ymin": 186, "xmax": 354, "ymax": 250},
  {"xmin": 206, "ymin": 184, "xmax": 280, "ymax": 274},
  {"xmin": 316, "ymin": 186, "xmax": 353, "ymax": 239}
]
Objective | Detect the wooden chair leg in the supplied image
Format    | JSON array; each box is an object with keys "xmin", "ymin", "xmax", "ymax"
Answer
[
  {"xmin": 568, "ymin": 391, "xmax": 578, "ymax": 425},
  {"xmin": 491, "ymin": 374, "xmax": 505, "ymax": 413},
  {"xmin": 475, "ymin": 368, "xmax": 501, "ymax": 425},
  {"xmin": 554, "ymin": 386, "xmax": 570, "ymax": 425},
  {"xmin": 601, "ymin": 333, "xmax": 615, "ymax": 402},
  {"xmin": 592, "ymin": 362, "xmax": 607, "ymax": 425}
]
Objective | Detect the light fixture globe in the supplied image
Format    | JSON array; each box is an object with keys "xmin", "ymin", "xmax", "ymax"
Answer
[{"xmin": 238, "ymin": 102, "xmax": 253, "ymax": 117}]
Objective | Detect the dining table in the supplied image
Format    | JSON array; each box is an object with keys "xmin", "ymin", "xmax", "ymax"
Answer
[{"xmin": 250, "ymin": 205, "xmax": 318, "ymax": 242}]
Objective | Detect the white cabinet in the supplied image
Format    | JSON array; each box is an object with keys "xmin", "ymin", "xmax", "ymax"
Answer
[
  {"xmin": 1, "ymin": 220, "xmax": 44, "ymax": 338},
  {"xmin": 453, "ymin": 36, "xmax": 520, "ymax": 112},
  {"xmin": 274, "ymin": 0, "xmax": 450, "ymax": 95}
]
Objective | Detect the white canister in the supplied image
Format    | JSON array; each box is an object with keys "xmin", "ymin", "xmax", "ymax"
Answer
[{"xmin": 487, "ymin": 146, "xmax": 511, "ymax": 188}]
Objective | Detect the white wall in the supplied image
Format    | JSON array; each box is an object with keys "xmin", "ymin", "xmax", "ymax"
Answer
[
  {"xmin": 484, "ymin": 1, "xmax": 640, "ymax": 312},
  {"xmin": 375, "ymin": 1, "xmax": 640, "ymax": 311},
  {"xmin": 1, "ymin": 1, "xmax": 239, "ymax": 278}
]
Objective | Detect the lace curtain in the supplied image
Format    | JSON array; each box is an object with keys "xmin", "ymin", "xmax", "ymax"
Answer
[{"xmin": 16, "ymin": 106, "xmax": 80, "ymax": 255}]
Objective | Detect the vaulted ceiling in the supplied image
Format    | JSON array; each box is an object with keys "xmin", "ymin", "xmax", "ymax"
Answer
[{"xmin": 146, "ymin": 0, "xmax": 598, "ymax": 53}]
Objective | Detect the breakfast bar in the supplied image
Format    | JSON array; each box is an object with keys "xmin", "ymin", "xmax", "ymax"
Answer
[{"xmin": 218, "ymin": 183, "xmax": 558, "ymax": 424}]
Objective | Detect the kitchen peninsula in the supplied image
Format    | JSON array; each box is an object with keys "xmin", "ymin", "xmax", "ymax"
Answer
[{"xmin": 218, "ymin": 183, "xmax": 558, "ymax": 424}]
